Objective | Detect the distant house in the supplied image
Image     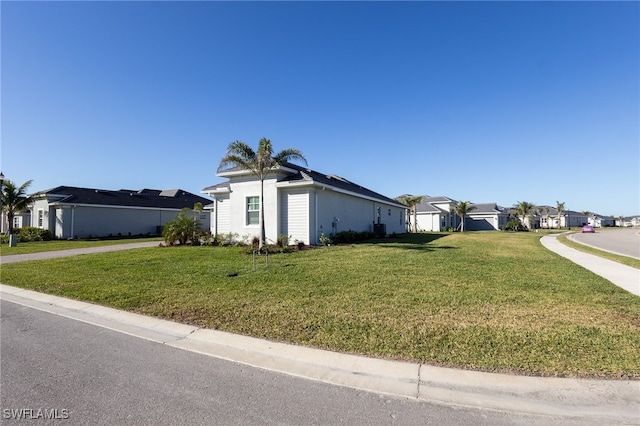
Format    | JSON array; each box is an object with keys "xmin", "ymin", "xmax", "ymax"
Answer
[
  {"xmin": 588, "ymin": 214, "xmax": 615, "ymax": 228},
  {"xmin": 202, "ymin": 162, "xmax": 407, "ymax": 245},
  {"xmin": 536, "ymin": 206, "xmax": 588, "ymax": 229},
  {"xmin": 466, "ymin": 203, "xmax": 510, "ymax": 231},
  {"xmin": 29, "ymin": 186, "xmax": 211, "ymax": 239},
  {"xmin": 412, "ymin": 196, "xmax": 459, "ymax": 232}
]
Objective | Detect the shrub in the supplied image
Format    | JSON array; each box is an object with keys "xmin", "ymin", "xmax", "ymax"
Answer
[
  {"xmin": 332, "ymin": 230, "xmax": 375, "ymax": 244},
  {"xmin": 15, "ymin": 227, "xmax": 52, "ymax": 242},
  {"xmin": 502, "ymin": 220, "xmax": 528, "ymax": 232},
  {"xmin": 163, "ymin": 210, "xmax": 200, "ymax": 246}
]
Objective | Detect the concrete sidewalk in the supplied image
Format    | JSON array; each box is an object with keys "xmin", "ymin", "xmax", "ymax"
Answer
[
  {"xmin": 1, "ymin": 239, "xmax": 639, "ymax": 423},
  {"xmin": 540, "ymin": 233, "xmax": 640, "ymax": 296},
  {"xmin": 0, "ymin": 241, "xmax": 159, "ymax": 264}
]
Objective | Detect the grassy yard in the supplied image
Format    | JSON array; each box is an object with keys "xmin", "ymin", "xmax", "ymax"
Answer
[
  {"xmin": 0, "ymin": 237, "xmax": 162, "ymax": 256},
  {"xmin": 1, "ymin": 232, "xmax": 638, "ymax": 379}
]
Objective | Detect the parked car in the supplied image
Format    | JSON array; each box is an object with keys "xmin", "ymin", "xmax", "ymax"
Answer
[{"xmin": 581, "ymin": 225, "xmax": 595, "ymax": 233}]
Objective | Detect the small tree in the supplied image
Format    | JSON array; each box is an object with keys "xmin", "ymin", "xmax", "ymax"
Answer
[
  {"xmin": 514, "ymin": 201, "xmax": 535, "ymax": 229},
  {"xmin": 396, "ymin": 195, "xmax": 424, "ymax": 233},
  {"xmin": 218, "ymin": 138, "xmax": 306, "ymax": 251},
  {"xmin": 452, "ymin": 201, "xmax": 475, "ymax": 232},
  {"xmin": 556, "ymin": 201, "xmax": 565, "ymax": 229},
  {"xmin": 1, "ymin": 179, "xmax": 33, "ymax": 235},
  {"xmin": 163, "ymin": 208, "xmax": 200, "ymax": 246}
]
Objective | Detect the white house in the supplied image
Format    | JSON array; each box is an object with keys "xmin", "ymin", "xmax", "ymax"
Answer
[
  {"xmin": 466, "ymin": 203, "xmax": 510, "ymax": 231},
  {"xmin": 412, "ymin": 196, "xmax": 459, "ymax": 232},
  {"xmin": 29, "ymin": 186, "xmax": 211, "ymax": 239},
  {"xmin": 202, "ymin": 162, "xmax": 407, "ymax": 245}
]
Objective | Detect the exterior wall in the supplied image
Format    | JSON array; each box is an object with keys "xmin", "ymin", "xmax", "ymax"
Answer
[
  {"xmin": 223, "ymin": 176, "xmax": 279, "ymax": 243},
  {"xmin": 466, "ymin": 213, "xmax": 508, "ymax": 231},
  {"xmin": 211, "ymin": 195, "xmax": 231, "ymax": 235},
  {"xmin": 280, "ymin": 189, "xmax": 311, "ymax": 245},
  {"xmin": 315, "ymin": 188, "xmax": 405, "ymax": 244},
  {"xmin": 416, "ymin": 213, "xmax": 441, "ymax": 232},
  {"xmin": 47, "ymin": 205, "xmax": 208, "ymax": 239}
]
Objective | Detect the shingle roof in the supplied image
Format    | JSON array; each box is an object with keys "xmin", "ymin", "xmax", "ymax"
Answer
[
  {"xmin": 214, "ymin": 162, "xmax": 405, "ymax": 207},
  {"xmin": 34, "ymin": 186, "xmax": 212, "ymax": 210}
]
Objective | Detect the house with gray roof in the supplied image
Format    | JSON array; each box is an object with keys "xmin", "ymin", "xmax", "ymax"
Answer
[
  {"xmin": 466, "ymin": 203, "xmax": 510, "ymax": 231},
  {"xmin": 411, "ymin": 195, "xmax": 460, "ymax": 232},
  {"xmin": 29, "ymin": 186, "xmax": 211, "ymax": 239},
  {"xmin": 202, "ymin": 162, "xmax": 407, "ymax": 245}
]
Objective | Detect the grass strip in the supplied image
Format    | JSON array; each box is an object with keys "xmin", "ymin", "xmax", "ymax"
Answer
[{"xmin": 558, "ymin": 233, "xmax": 640, "ymax": 269}]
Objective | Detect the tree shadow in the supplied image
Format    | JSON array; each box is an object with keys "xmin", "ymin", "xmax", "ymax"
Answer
[{"xmin": 361, "ymin": 233, "xmax": 457, "ymax": 252}]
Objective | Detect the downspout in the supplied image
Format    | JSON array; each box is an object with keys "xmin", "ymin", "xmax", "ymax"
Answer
[{"xmin": 70, "ymin": 205, "xmax": 76, "ymax": 239}]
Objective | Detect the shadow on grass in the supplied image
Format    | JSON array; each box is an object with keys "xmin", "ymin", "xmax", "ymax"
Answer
[{"xmin": 354, "ymin": 233, "xmax": 456, "ymax": 251}]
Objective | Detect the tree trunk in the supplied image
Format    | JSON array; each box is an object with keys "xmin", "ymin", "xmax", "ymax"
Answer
[{"xmin": 259, "ymin": 179, "xmax": 265, "ymax": 251}]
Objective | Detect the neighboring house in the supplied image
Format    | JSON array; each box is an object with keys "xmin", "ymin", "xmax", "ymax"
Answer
[
  {"xmin": 536, "ymin": 206, "xmax": 588, "ymax": 229},
  {"xmin": 0, "ymin": 211, "xmax": 31, "ymax": 234},
  {"xmin": 202, "ymin": 162, "xmax": 407, "ymax": 245},
  {"xmin": 29, "ymin": 186, "xmax": 211, "ymax": 239},
  {"xmin": 467, "ymin": 203, "xmax": 510, "ymax": 231},
  {"xmin": 588, "ymin": 214, "xmax": 615, "ymax": 228},
  {"xmin": 618, "ymin": 216, "xmax": 640, "ymax": 227},
  {"xmin": 412, "ymin": 196, "xmax": 459, "ymax": 232}
]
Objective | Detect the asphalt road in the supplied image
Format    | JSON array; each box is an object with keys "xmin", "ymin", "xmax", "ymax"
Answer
[
  {"xmin": 569, "ymin": 228, "xmax": 640, "ymax": 259},
  {"xmin": 1, "ymin": 300, "xmax": 602, "ymax": 426}
]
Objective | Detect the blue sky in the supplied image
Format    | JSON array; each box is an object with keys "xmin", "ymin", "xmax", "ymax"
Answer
[{"xmin": 2, "ymin": 1, "xmax": 638, "ymax": 216}]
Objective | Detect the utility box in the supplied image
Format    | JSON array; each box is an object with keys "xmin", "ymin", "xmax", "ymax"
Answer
[{"xmin": 373, "ymin": 223, "xmax": 386, "ymax": 238}]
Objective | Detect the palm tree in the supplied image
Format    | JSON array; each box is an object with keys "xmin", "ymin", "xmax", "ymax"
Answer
[
  {"xmin": 1, "ymin": 179, "xmax": 33, "ymax": 235},
  {"xmin": 396, "ymin": 195, "xmax": 424, "ymax": 233},
  {"xmin": 217, "ymin": 138, "xmax": 306, "ymax": 251},
  {"xmin": 514, "ymin": 201, "xmax": 535, "ymax": 229},
  {"xmin": 556, "ymin": 201, "xmax": 565, "ymax": 229},
  {"xmin": 452, "ymin": 201, "xmax": 475, "ymax": 232}
]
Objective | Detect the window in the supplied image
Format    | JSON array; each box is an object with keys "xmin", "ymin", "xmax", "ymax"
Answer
[
  {"xmin": 247, "ymin": 196, "xmax": 259, "ymax": 225},
  {"xmin": 38, "ymin": 209, "xmax": 44, "ymax": 227}
]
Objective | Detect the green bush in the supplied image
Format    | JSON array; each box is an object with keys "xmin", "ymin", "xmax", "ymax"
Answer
[
  {"xmin": 332, "ymin": 230, "xmax": 375, "ymax": 244},
  {"xmin": 502, "ymin": 220, "xmax": 528, "ymax": 232},
  {"xmin": 162, "ymin": 210, "xmax": 200, "ymax": 246},
  {"xmin": 16, "ymin": 227, "xmax": 52, "ymax": 242}
]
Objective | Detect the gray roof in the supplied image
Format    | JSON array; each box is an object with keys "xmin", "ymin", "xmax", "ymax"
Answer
[
  {"xmin": 469, "ymin": 203, "xmax": 507, "ymax": 214},
  {"xmin": 213, "ymin": 162, "xmax": 405, "ymax": 207},
  {"xmin": 34, "ymin": 186, "xmax": 212, "ymax": 210}
]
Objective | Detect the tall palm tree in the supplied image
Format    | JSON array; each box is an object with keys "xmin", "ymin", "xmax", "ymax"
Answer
[
  {"xmin": 217, "ymin": 138, "xmax": 306, "ymax": 251},
  {"xmin": 556, "ymin": 201, "xmax": 565, "ymax": 229},
  {"xmin": 396, "ymin": 195, "xmax": 424, "ymax": 233},
  {"xmin": 452, "ymin": 201, "xmax": 475, "ymax": 232},
  {"xmin": 1, "ymin": 179, "xmax": 33, "ymax": 235},
  {"xmin": 514, "ymin": 201, "xmax": 535, "ymax": 229}
]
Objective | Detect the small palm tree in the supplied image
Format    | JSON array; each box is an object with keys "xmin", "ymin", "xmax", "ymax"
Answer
[
  {"xmin": 556, "ymin": 201, "xmax": 565, "ymax": 229},
  {"xmin": 452, "ymin": 201, "xmax": 475, "ymax": 232},
  {"xmin": 514, "ymin": 201, "xmax": 535, "ymax": 229},
  {"xmin": 218, "ymin": 138, "xmax": 307, "ymax": 251},
  {"xmin": 396, "ymin": 195, "xmax": 424, "ymax": 233},
  {"xmin": 1, "ymin": 179, "xmax": 33, "ymax": 235}
]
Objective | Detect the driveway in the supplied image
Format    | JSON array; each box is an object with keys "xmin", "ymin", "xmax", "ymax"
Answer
[{"xmin": 569, "ymin": 228, "xmax": 640, "ymax": 259}]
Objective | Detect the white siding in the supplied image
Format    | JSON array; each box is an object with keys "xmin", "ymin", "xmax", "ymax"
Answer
[
  {"xmin": 215, "ymin": 197, "xmax": 231, "ymax": 235},
  {"xmin": 281, "ymin": 190, "xmax": 309, "ymax": 244}
]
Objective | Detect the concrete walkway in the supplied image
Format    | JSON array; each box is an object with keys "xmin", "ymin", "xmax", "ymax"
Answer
[
  {"xmin": 540, "ymin": 233, "xmax": 640, "ymax": 296},
  {"xmin": 0, "ymin": 241, "xmax": 159, "ymax": 264},
  {"xmin": 1, "ymin": 239, "xmax": 639, "ymax": 423}
]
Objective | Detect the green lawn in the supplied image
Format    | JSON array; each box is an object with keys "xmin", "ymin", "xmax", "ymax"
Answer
[{"xmin": 1, "ymin": 232, "xmax": 638, "ymax": 379}]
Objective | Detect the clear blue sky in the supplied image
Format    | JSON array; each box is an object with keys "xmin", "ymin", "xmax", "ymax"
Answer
[{"xmin": 2, "ymin": 1, "xmax": 638, "ymax": 216}]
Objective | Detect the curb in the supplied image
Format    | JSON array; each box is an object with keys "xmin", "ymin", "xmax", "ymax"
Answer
[{"xmin": 1, "ymin": 283, "xmax": 638, "ymax": 424}]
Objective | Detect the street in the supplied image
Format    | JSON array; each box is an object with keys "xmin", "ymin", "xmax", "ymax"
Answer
[
  {"xmin": 569, "ymin": 228, "xmax": 640, "ymax": 259},
  {"xmin": 0, "ymin": 300, "xmax": 598, "ymax": 425}
]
